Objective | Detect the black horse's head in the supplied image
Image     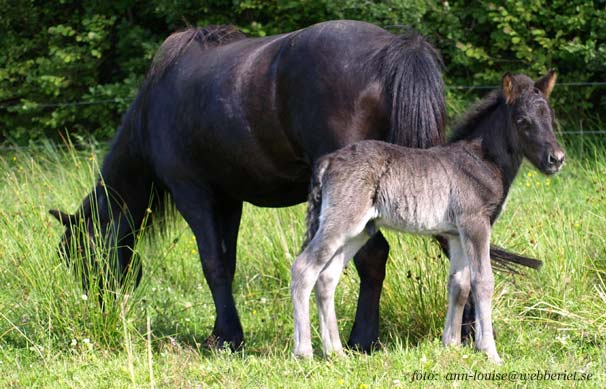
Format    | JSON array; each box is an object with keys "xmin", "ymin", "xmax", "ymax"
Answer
[
  {"xmin": 49, "ymin": 208, "xmax": 100, "ymax": 290},
  {"xmin": 49, "ymin": 193, "xmax": 140, "ymax": 293},
  {"xmin": 502, "ymin": 70, "xmax": 565, "ymax": 175}
]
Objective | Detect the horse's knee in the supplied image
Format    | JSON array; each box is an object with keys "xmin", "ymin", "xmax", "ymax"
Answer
[
  {"xmin": 449, "ymin": 272, "xmax": 471, "ymax": 306},
  {"xmin": 472, "ymin": 273, "xmax": 494, "ymax": 300},
  {"xmin": 291, "ymin": 252, "xmax": 317, "ymax": 294}
]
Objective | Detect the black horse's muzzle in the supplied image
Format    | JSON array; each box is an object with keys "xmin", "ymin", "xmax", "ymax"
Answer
[{"xmin": 543, "ymin": 148, "xmax": 565, "ymax": 174}]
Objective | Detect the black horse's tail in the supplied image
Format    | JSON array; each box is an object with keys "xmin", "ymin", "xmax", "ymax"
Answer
[
  {"xmin": 376, "ymin": 29, "xmax": 446, "ymax": 148},
  {"xmin": 301, "ymin": 157, "xmax": 331, "ymax": 251}
]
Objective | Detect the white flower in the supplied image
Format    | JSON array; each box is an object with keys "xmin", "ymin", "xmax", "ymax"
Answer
[{"xmin": 81, "ymin": 294, "xmax": 88, "ymax": 301}]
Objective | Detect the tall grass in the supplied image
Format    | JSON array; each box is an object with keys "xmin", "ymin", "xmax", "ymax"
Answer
[
  {"xmin": 0, "ymin": 143, "xmax": 146, "ymax": 352},
  {"xmin": 1, "ymin": 137, "xmax": 605, "ymax": 386}
]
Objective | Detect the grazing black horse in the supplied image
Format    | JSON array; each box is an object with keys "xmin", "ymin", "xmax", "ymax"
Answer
[{"xmin": 50, "ymin": 20, "xmax": 538, "ymax": 351}]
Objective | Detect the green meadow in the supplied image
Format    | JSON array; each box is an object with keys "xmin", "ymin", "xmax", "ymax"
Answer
[{"xmin": 0, "ymin": 137, "xmax": 605, "ymax": 388}]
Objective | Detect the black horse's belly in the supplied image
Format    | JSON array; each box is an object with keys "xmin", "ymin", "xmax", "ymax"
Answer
[
  {"xmin": 241, "ymin": 180, "xmax": 310, "ymax": 207},
  {"xmin": 205, "ymin": 152, "xmax": 312, "ymax": 207}
]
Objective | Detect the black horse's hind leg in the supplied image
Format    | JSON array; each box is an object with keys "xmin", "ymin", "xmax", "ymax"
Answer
[
  {"xmin": 348, "ymin": 232, "xmax": 389, "ymax": 353},
  {"xmin": 171, "ymin": 185, "xmax": 244, "ymax": 349},
  {"xmin": 461, "ymin": 299, "xmax": 476, "ymax": 344},
  {"xmin": 204, "ymin": 198, "xmax": 243, "ymax": 349},
  {"xmin": 435, "ymin": 235, "xmax": 475, "ymax": 343}
]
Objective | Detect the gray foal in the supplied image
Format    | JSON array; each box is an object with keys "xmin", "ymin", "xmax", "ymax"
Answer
[{"xmin": 291, "ymin": 71, "xmax": 564, "ymax": 364}]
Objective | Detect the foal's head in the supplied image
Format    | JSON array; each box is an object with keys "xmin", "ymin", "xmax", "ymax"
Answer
[{"xmin": 502, "ymin": 70, "xmax": 565, "ymax": 175}]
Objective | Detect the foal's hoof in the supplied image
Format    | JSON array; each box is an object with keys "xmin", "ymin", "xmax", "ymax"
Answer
[
  {"xmin": 324, "ymin": 349, "xmax": 347, "ymax": 360},
  {"xmin": 489, "ymin": 353, "xmax": 503, "ymax": 365},
  {"xmin": 294, "ymin": 349, "xmax": 314, "ymax": 359},
  {"xmin": 204, "ymin": 333, "xmax": 244, "ymax": 351}
]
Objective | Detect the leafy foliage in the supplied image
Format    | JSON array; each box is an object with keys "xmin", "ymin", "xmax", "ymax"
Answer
[{"xmin": 1, "ymin": 0, "xmax": 604, "ymax": 144}]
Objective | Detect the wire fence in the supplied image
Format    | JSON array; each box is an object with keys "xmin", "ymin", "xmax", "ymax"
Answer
[
  {"xmin": 1, "ymin": 81, "xmax": 604, "ymax": 151},
  {"xmin": 1, "ymin": 82, "xmax": 604, "ymax": 111}
]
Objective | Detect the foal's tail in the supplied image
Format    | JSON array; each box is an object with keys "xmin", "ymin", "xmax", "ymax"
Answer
[
  {"xmin": 302, "ymin": 158, "xmax": 331, "ymax": 250},
  {"xmin": 377, "ymin": 29, "xmax": 446, "ymax": 148}
]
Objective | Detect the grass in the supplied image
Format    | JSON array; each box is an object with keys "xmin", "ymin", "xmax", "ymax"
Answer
[{"xmin": 0, "ymin": 136, "xmax": 605, "ymax": 388}]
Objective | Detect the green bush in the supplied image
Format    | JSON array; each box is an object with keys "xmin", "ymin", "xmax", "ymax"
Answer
[{"xmin": 1, "ymin": 0, "xmax": 603, "ymax": 144}]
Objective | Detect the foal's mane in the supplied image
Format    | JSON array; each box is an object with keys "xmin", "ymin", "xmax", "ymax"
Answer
[
  {"xmin": 148, "ymin": 25, "xmax": 246, "ymax": 82},
  {"xmin": 448, "ymin": 90, "xmax": 504, "ymax": 143}
]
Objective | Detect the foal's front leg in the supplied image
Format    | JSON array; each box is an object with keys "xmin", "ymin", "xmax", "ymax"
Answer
[{"xmin": 459, "ymin": 219, "xmax": 502, "ymax": 364}]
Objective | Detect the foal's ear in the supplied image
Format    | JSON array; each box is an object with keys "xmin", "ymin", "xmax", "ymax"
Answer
[
  {"xmin": 502, "ymin": 72, "xmax": 517, "ymax": 104},
  {"xmin": 49, "ymin": 209, "xmax": 77, "ymax": 226},
  {"xmin": 535, "ymin": 69, "xmax": 557, "ymax": 99}
]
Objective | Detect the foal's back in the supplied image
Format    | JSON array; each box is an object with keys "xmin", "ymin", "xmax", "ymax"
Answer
[{"xmin": 318, "ymin": 140, "xmax": 503, "ymax": 236}]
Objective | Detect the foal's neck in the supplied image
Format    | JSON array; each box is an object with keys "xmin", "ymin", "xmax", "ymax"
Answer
[{"xmin": 466, "ymin": 102, "xmax": 523, "ymax": 190}]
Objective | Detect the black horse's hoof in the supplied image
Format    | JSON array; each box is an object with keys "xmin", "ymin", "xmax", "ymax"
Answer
[
  {"xmin": 461, "ymin": 321, "xmax": 475, "ymax": 346},
  {"xmin": 346, "ymin": 337, "xmax": 382, "ymax": 354},
  {"xmin": 204, "ymin": 333, "xmax": 244, "ymax": 351}
]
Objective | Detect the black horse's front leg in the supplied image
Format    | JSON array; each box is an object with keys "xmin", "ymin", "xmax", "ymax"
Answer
[
  {"xmin": 348, "ymin": 232, "xmax": 389, "ymax": 353},
  {"xmin": 171, "ymin": 184, "xmax": 244, "ymax": 349}
]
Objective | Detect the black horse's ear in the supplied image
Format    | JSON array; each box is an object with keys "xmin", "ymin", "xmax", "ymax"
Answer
[
  {"xmin": 535, "ymin": 69, "xmax": 557, "ymax": 99},
  {"xmin": 49, "ymin": 209, "xmax": 77, "ymax": 226},
  {"xmin": 502, "ymin": 72, "xmax": 516, "ymax": 104}
]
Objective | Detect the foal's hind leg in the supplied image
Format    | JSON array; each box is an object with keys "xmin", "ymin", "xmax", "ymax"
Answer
[
  {"xmin": 315, "ymin": 235, "xmax": 369, "ymax": 356},
  {"xmin": 442, "ymin": 236, "xmax": 471, "ymax": 346},
  {"xmin": 292, "ymin": 234, "xmax": 342, "ymax": 358},
  {"xmin": 170, "ymin": 185, "xmax": 244, "ymax": 349},
  {"xmin": 348, "ymin": 231, "xmax": 389, "ymax": 353}
]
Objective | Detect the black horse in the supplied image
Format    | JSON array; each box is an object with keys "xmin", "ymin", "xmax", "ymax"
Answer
[{"xmin": 50, "ymin": 20, "xmax": 538, "ymax": 351}]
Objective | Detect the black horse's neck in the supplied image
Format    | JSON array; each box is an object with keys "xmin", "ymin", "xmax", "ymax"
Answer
[{"xmin": 81, "ymin": 129, "xmax": 155, "ymax": 243}]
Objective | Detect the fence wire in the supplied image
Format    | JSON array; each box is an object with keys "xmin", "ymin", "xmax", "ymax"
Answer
[
  {"xmin": 1, "ymin": 81, "xmax": 604, "ymax": 150},
  {"xmin": 1, "ymin": 82, "xmax": 605, "ymax": 111}
]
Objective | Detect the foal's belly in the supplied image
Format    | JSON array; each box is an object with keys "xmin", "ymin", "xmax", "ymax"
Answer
[{"xmin": 375, "ymin": 195, "xmax": 457, "ymax": 235}]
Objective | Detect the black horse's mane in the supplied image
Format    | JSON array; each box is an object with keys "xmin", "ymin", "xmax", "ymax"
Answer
[{"xmin": 148, "ymin": 25, "xmax": 246, "ymax": 82}]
